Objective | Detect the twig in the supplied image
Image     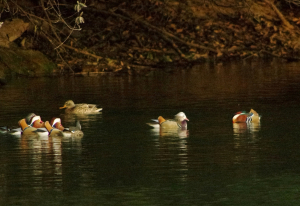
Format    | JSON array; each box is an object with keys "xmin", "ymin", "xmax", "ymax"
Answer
[
  {"xmin": 56, "ymin": 51, "xmax": 74, "ymax": 74},
  {"xmin": 242, "ymin": 53, "xmax": 254, "ymax": 60},
  {"xmin": 48, "ymin": 1, "xmax": 82, "ymax": 31},
  {"xmin": 135, "ymin": 35, "xmax": 144, "ymax": 48},
  {"xmin": 54, "ymin": 27, "xmax": 75, "ymax": 50},
  {"xmin": 40, "ymin": 0, "xmax": 61, "ymax": 43}
]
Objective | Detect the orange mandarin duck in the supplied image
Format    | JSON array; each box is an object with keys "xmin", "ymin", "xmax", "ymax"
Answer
[
  {"xmin": 232, "ymin": 109, "xmax": 261, "ymax": 123},
  {"xmin": 50, "ymin": 117, "xmax": 84, "ymax": 138},
  {"xmin": 28, "ymin": 115, "xmax": 46, "ymax": 129},
  {"xmin": 18, "ymin": 119, "xmax": 48, "ymax": 136},
  {"xmin": 44, "ymin": 121, "xmax": 64, "ymax": 137}
]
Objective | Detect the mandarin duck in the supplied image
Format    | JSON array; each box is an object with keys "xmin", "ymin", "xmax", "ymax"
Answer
[
  {"xmin": 59, "ymin": 100, "xmax": 102, "ymax": 114},
  {"xmin": 28, "ymin": 115, "xmax": 46, "ymax": 128},
  {"xmin": 44, "ymin": 121, "xmax": 64, "ymax": 137},
  {"xmin": 149, "ymin": 112, "xmax": 189, "ymax": 130},
  {"xmin": 232, "ymin": 109, "xmax": 260, "ymax": 123},
  {"xmin": 50, "ymin": 117, "xmax": 83, "ymax": 137},
  {"xmin": 27, "ymin": 114, "xmax": 48, "ymax": 134},
  {"xmin": 18, "ymin": 119, "xmax": 47, "ymax": 136}
]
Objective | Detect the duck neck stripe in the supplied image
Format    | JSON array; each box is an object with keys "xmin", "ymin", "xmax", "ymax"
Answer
[{"xmin": 23, "ymin": 126, "xmax": 31, "ymax": 132}]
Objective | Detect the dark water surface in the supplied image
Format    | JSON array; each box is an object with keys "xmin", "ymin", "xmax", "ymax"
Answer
[{"xmin": 1, "ymin": 59, "xmax": 300, "ymax": 205}]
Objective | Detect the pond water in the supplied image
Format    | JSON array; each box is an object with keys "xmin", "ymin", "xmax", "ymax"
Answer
[{"xmin": 1, "ymin": 59, "xmax": 300, "ymax": 205}]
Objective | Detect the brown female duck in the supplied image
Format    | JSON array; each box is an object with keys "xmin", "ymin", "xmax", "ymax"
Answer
[{"xmin": 59, "ymin": 100, "xmax": 102, "ymax": 114}]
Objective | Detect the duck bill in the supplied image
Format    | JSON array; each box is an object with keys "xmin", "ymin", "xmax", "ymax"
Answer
[
  {"xmin": 185, "ymin": 118, "xmax": 189, "ymax": 121},
  {"xmin": 59, "ymin": 106, "xmax": 66, "ymax": 109}
]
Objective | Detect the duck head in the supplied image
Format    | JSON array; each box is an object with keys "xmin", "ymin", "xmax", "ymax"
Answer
[
  {"xmin": 174, "ymin": 112, "xmax": 189, "ymax": 128},
  {"xmin": 30, "ymin": 115, "xmax": 45, "ymax": 128},
  {"xmin": 59, "ymin": 100, "xmax": 75, "ymax": 109},
  {"xmin": 50, "ymin": 117, "xmax": 65, "ymax": 131}
]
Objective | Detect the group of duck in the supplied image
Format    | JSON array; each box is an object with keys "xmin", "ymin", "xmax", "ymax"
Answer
[
  {"xmin": 1, "ymin": 100, "xmax": 103, "ymax": 138},
  {"xmin": 148, "ymin": 109, "xmax": 260, "ymax": 130},
  {"xmin": 1, "ymin": 99, "xmax": 260, "ymax": 137}
]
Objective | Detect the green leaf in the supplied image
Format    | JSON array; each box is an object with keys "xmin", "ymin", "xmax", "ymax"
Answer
[
  {"xmin": 147, "ymin": 52, "xmax": 153, "ymax": 60},
  {"xmin": 163, "ymin": 55, "xmax": 172, "ymax": 62}
]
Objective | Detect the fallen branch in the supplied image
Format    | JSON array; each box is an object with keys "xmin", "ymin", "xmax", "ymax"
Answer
[
  {"xmin": 265, "ymin": 0, "xmax": 294, "ymax": 30},
  {"xmin": 62, "ymin": 44, "xmax": 103, "ymax": 60},
  {"xmin": 261, "ymin": 50, "xmax": 300, "ymax": 60},
  {"xmin": 131, "ymin": 47, "xmax": 176, "ymax": 54},
  {"xmin": 159, "ymin": 34, "xmax": 186, "ymax": 58}
]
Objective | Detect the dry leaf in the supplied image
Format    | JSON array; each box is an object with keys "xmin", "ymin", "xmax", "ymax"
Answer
[{"xmin": 170, "ymin": 24, "xmax": 176, "ymax": 29}]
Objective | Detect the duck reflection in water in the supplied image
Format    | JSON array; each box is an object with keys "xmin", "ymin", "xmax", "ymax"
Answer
[
  {"xmin": 147, "ymin": 112, "xmax": 189, "ymax": 138},
  {"xmin": 233, "ymin": 122, "xmax": 261, "ymax": 135},
  {"xmin": 159, "ymin": 128, "xmax": 189, "ymax": 138}
]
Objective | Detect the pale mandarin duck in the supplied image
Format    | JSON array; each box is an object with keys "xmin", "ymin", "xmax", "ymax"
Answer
[
  {"xmin": 44, "ymin": 121, "xmax": 64, "ymax": 137},
  {"xmin": 50, "ymin": 117, "xmax": 83, "ymax": 137},
  {"xmin": 157, "ymin": 112, "xmax": 189, "ymax": 129},
  {"xmin": 59, "ymin": 100, "xmax": 102, "ymax": 114},
  {"xmin": 18, "ymin": 119, "xmax": 47, "ymax": 136},
  {"xmin": 232, "ymin": 109, "xmax": 260, "ymax": 123}
]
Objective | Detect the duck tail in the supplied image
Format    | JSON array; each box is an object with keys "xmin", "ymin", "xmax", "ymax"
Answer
[
  {"xmin": 250, "ymin": 109, "xmax": 259, "ymax": 116},
  {"xmin": 158, "ymin": 116, "xmax": 166, "ymax": 125},
  {"xmin": 95, "ymin": 108, "xmax": 102, "ymax": 112},
  {"xmin": 44, "ymin": 121, "xmax": 53, "ymax": 133},
  {"xmin": 18, "ymin": 119, "xmax": 29, "ymax": 131}
]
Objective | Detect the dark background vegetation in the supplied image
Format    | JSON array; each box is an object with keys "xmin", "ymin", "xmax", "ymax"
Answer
[{"xmin": 1, "ymin": 0, "xmax": 300, "ymax": 75}]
